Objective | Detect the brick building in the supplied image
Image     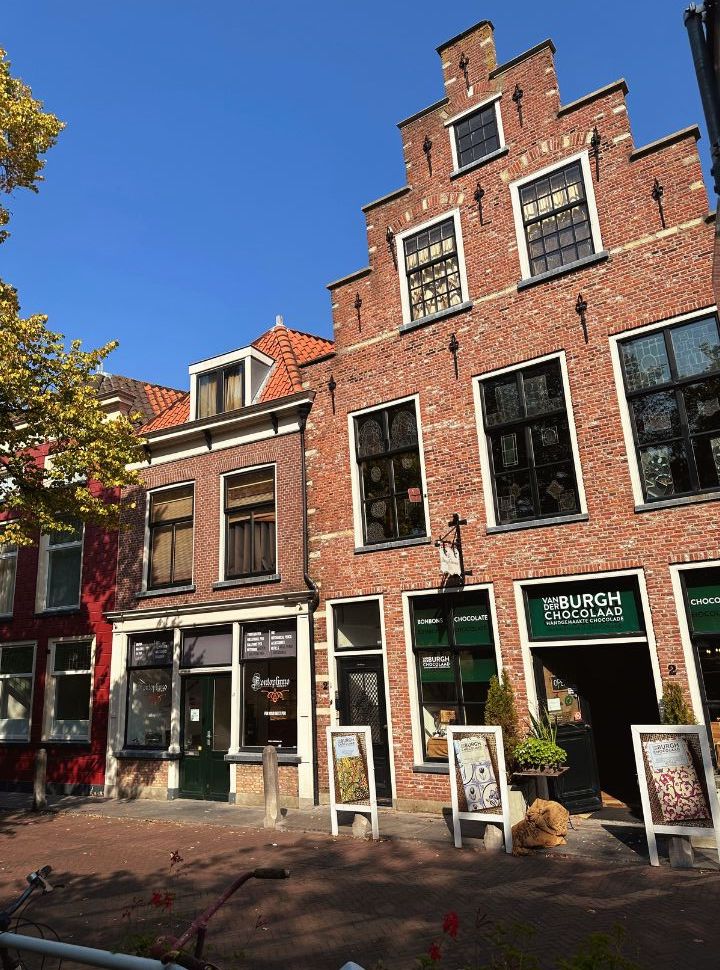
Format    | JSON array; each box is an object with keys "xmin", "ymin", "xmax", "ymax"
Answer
[
  {"xmin": 105, "ymin": 321, "xmax": 332, "ymax": 805},
  {"xmin": 0, "ymin": 375, "xmax": 182, "ymax": 795},
  {"xmin": 302, "ymin": 19, "xmax": 720, "ymax": 813}
]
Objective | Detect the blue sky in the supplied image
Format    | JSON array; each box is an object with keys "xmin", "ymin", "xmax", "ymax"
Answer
[{"xmin": 1, "ymin": 1, "xmax": 711, "ymax": 391}]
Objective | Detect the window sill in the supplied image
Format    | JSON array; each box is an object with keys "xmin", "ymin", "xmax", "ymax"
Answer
[
  {"xmin": 517, "ymin": 251, "xmax": 609, "ymax": 291},
  {"xmin": 225, "ymin": 752, "xmax": 301, "ymax": 765},
  {"xmin": 0, "ymin": 614, "xmax": 13, "ymax": 622},
  {"xmin": 0, "ymin": 738, "xmax": 30, "ymax": 745},
  {"xmin": 36, "ymin": 606, "xmax": 80, "ymax": 617},
  {"xmin": 412, "ymin": 763, "xmax": 450, "ymax": 775},
  {"xmin": 43, "ymin": 738, "xmax": 91, "ymax": 746},
  {"xmin": 449, "ymin": 145, "xmax": 509, "ymax": 180},
  {"xmin": 399, "ymin": 300, "xmax": 473, "ymax": 335},
  {"xmin": 635, "ymin": 491, "xmax": 720, "ymax": 513},
  {"xmin": 136, "ymin": 585, "xmax": 196, "ymax": 599},
  {"xmin": 487, "ymin": 512, "xmax": 589, "ymax": 535},
  {"xmin": 115, "ymin": 749, "xmax": 180, "ymax": 761},
  {"xmin": 354, "ymin": 536, "xmax": 432, "ymax": 555},
  {"xmin": 213, "ymin": 573, "xmax": 280, "ymax": 591}
]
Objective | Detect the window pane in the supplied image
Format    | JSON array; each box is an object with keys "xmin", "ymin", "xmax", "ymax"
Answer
[
  {"xmin": 639, "ymin": 443, "xmax": 692, "ymax": 499},
  {"xmin": 403, "ymin": 218, "xmax": 461, "ymax": 320},
  {"xmin": 0, "ymin": 551, "xmax": 16, "ymax": 614},
  {"xmin": 494, "ymin": 469, "xmax": 535, "ymax": 522},
  {"xmin": 213, "ymin": 676, "xmax": 231, "ymax": 751},
  {"xmin": 54, "ymin": 673, "xmax": 91, "ymax": 726},
  {"xmin": 227, "ymin": 511, "xmax": 275, "ymax": 576},
  {"xmin": 223, "ymin": 364, "xmax": 244, "ymax": 411},
  {"xmin": 150, "ymin": 524, "xmax": 173, "ymax": 587},
  {"xmin": 47, "ymin": 546, "xmax": 82, "ymax": 608},
  {"xmin": 536, "ymin": 461, "xmax": 578, "ymax": 515},
  {"xmin": 356, "ymin": 416, "xmax": 385, "ymax": 459},
  {"xmin": 455, "ymin": 105, "xmax": 500, "ymax": 169},
  {"xmin": 483, "ymin": 375, "xmax": 522, "ymax": 427},
  {"xmin": 182, "ymin": 626, "xmax": 233, "ymax": 667},
  {"xmin": 490, "ymin": 430, "xmax": 528, "ymax": 470},
  {"xmin": 388, "ymin": 406, "xmax": 418, "ymax": 450},
  {"xmin": 621, "ymin": 332, "xmax": 671, "ymax": 391},
  {"xmin": 242, "ymin": 658, "xmax": 297, "ymax": 749},
  {"xmin": 692, "ymin": 434, "xmax": 720, "ymax": 489},
  {"xmin": 363, "ymin": 498, "xmax": 395, "ymax": 543},
  {"xmin": 529, "ymin": 416, "xmax": 572, "ymax": 466},
  {"xmin": 129, "ymin": 633, "xmax": 174, "ymax": 667},
  {"xmin": 458, "ymin": 648, "xmax": 497, "ymax": 707},
  {"xmin": 0, "ymin": 646, "xmax": 33, "ymax": 674},
  {"xmin": 126, "ymin": 668, "xmax": 172, "ymax": 747},
  {"xmin": 173, "ymin": 522, "xmax": 193, "ymax": 583},
  {"xmin": 54, "ymin": 642, "xmax": 91, "ymax": 672},
  {"xmin": 197, "ymin": 371, "xmax": 218, "ymax": 419},
  {"xmin": 0, "ymin": 676, "xmax": 32, "ymax": 737},
  {"xmin": 395, "ymin": 494, "xmax": 427, "ymax": 538},
  {"xmin": 522, "ymin": 361, "xmax": 564, "ymax": 416},
  {"xmin": 670, "ymin": 317, "xmax": 720, "ymax": 379},
  {"xmin": 631, "ymin": 391, "xmax": 681, "ymax": 444},
  {"xmin": 253, "ymin": 512, "xmax": 276, "ymax": 572},
  {"xmin": 150, "ymin": 486, "xmax": 193, "ymax": 523},
  {"xmin": 361, "ymin": 458, "xmax": 391, "ymax": 499},
  {"xmin": 48, "ymin": 521, "xmax": 82, "ymax": 546},
  {"xmin": 226, "ymin": 468, "xmax": 274, "ymax": 509},
  {"xmin": 334, "ymin": 600, "xmax": 382, "ymax": 650},
  {"xmin": 683, "ymin": 377, "xmax": 720, "ymax": 434},
  {"xmin": 418, "ymin": 650, "xmax": 458, "ymax": 760}
]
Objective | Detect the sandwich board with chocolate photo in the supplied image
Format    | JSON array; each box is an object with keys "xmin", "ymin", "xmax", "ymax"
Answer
[
  {"xmin": 447, "ymin": 725, "xmax": 512, "ymax": 853},
  {"xmin": 326, "ymin": 725, "xmax": 379, "ymax": 840}
]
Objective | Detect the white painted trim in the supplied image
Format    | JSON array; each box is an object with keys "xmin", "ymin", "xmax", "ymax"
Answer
[
  {"xmin": 394, "ymin": 208, "xmax": 470, "ymax": 328},
  {"xmin": 189, "ymin": 347, "xmax": 275, "ymax": 420},
  {"xmin": 218, "ymin": 462, "xmax": 278, "ymax": 583},
  {"xmin": 0, "ymin": 641, "xmax": 36, "ymax": 742},
  {"xmin": 325, "ymin": 594, "xmax": 396, "ymax": 803},
  {"xmin": 446, "ymin": 95, "xmax": 505, "ymax": 173},
  {"xmin": 509, "ymin": 150, "xmax": 603, "ymax": 281},
  {"xmin": 472, "ymin": 350, "xmax": 588, "ymax": 528},
  {"xmin": 347, "ymin": 393, "xmax": 431, "ymax": 550},
  {"xmin": 608, "ymin": 305, "xmax": 720, "ymax": 507},
  {"xmin": 513, "ymin": 568, "xmax": 663, "ymax": 723},
  {"xmin": 143, "ymin": 480, "xmax": 195, "ymax": 593},
  {"xmin": 669, "ymin": 559, "xmax": 720, "ymax": 723},
  {"xmin": 189, "ymin": 345, "xmax": 274, "ymax": 375},
  {"xmin": 43, "ymin": 635, "xmax": 96, "ymax": 743},
  {"xmin": 401, "ymin": 583, "xmax": 504, "ymax": 768}
]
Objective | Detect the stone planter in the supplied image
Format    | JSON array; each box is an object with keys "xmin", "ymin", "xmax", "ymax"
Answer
[{"xmin": 512, "ymin": 767, "xmax": 569, "ymax": 802}]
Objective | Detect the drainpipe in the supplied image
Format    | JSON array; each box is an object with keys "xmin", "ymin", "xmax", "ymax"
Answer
[{"xmin": 298, "ymin": 401, "xmax": 320, "ymax": 805}]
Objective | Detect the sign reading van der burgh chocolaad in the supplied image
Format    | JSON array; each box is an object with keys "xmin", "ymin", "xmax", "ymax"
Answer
[{"xmin": 525, "ymin": 577, "xmax": 645, "ymax": 640}]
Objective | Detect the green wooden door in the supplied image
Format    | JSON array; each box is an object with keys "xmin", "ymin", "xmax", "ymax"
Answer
[{"xmin": 180, "ymin": 674, "xmax": 231, "ymax": 800}]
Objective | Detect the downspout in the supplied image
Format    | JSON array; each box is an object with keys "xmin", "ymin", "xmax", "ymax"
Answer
[{"xmin": 298, "ymin": 401, "xmax": 320, "ymax": 805}]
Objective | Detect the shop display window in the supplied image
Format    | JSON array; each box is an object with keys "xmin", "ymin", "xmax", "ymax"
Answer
[{"xmin": 125, "ymin": 632, "xmax": 173, "ymax": 749}]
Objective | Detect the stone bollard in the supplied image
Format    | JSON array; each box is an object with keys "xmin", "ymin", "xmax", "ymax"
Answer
[
  {"xmin": 32, "ymin": 747, "xmax": 47, "ymax": 812},
  {"xmin": 352, "ymin": 814, "xmax": 371, "ymax": 839},
  {"xmin": 668, "ymin": 835, "xmax": 695, "ymax": 869},
  {"xmin": 483, "ymin": 823, "xmax": 505, "ymax": 852},
  {"xmin": 262, "ymin": 744, "xmax": 280, "ymax": 829}
]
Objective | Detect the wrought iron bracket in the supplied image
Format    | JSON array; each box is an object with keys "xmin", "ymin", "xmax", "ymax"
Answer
[
  {"xmin": 328, "ymin": 374, "xmax": 337, "ymax": 415},
  {"xmin": 448, "ymin": 332, "xmax": 460, "ymax": 379},
  {"xmin": 512, "ymin": 83, "xmax": 524, "ymax": 126},
  {"xmin": 590, "ymin": 126, "xmax": 602, "ymax": 181},
  {"xmin": 423, "ymin": 134, "xmax": 433, "ymax": 175},
  {"xmin": 575, "ymin": 293, "xmax": 589, "ymax": 343},
  {"xmin": 651, "ymin": 177, "xmax": 666, "ymax": 229},
  {"xmin": 386, "ymin": 226, "xmax": 397, "ymax": 269},
  {"xmin": 474, "ymin": 179, "xmax": 486, "ymax": 225},
  {"xmin": 459, "ymin": 52, "xmax": 470, "ymax": 91},
  {"xmin": 354, "ymin": 291, "xmax": 363, "ymax": 330}
]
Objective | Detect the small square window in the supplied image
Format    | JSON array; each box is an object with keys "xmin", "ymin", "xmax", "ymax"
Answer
[
  {"xmin": 453, "ymin": 102, "xmax": 501, "ymax": 170},
  {"xmin": 197, "ymin": 363, "xmax": 244, "ymax": 419}
]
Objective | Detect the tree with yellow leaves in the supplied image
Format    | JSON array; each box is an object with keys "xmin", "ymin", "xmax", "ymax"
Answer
[{"xmin": 0, "ymin": 47, "xmax": 141, "ymax": 545}]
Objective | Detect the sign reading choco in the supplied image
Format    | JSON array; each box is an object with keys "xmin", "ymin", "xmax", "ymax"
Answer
[
  {"xmin": 684, "ymin": 570, "xmax": 720, "ymax": 634},
  {"xmin": 242, "ymin": 623, "xmax": 297, "ymax": 660},
  {"xmin": 526, "ymin": 576, "xmax": 645, "ymax": 640}
]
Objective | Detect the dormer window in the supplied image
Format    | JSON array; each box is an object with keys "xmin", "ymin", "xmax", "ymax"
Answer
[{"xmin": 197, "ymin": 363, "xmax": 244, "ymax": 419}]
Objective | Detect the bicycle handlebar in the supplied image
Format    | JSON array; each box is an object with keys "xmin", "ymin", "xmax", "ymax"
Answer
[{"xmin": 251, "ymin": 868, "xmax": 290, "ymax": 879}]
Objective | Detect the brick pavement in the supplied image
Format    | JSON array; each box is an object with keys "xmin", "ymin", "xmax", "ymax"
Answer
[{"xmin": 0, "ymin": 807, "xmax": 719, "ymax": 969}]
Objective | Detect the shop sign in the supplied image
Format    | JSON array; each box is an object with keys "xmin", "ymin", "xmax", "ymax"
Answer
[
  {"xmin": 243, "ymin": 626, "xmax": 297, "ymax": 659},
  {"xmin": 131, "ymin": 636, "xmax": 173, "ymax": 667},
  {"xmin": 452, "ymin": 604, "xmax": 492, "ymax": 646},
  {"xmin": 419, "ymin": 652, "xmax": 453, "ymax": 682},
  {"xmin": 684, "ymin": 576, "xmax": 720, "ymax": 634},
  {"xmin": 526, "ymin": 578, "xmax": 644, "ymax": 641},
  {"xmin": 413, "ymin": 594, "xmax": 492, "ymax": 648}
]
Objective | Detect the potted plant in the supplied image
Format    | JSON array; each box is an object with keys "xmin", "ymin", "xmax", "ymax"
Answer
[{"xmin": 512, "ymin": 712, "xmax": 568, "ymax": 776}]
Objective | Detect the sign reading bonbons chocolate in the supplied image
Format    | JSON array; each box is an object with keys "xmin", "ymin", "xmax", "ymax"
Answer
[{"xmin": 526, "ymin": 577, "xmax": 645, "ymax": 640}]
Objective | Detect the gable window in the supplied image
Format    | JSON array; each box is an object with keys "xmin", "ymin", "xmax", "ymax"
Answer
[
  {"xmin": 479, "ymin": 356, "xmax": 583, "ymax": 525},
  {"xmin": 619, "ymin": 314, "xmax": 720, "ymax": 502},
  {"xmin": 452, "ymin": 101, "xmax": 502, "ymax": 171},
  {"xmin": 46, "ymin": 640, "xmax": 92, "ymax": 741},
  {"xmin": 197, "ymin": 363, "xmax": 244, "ymax": 419},
  {"xmin": 224, "ymin": 467, "xmax": 276, "ymax": 579},
  {"xmin": 0, "ymin": 536, "xmax": 17, "ymax": 616},
  {"xmin": 353, "ymin": 400, "xmax": 427, "ymax": 545},
  {"xmin": 40, "ymin": 522, "xmax": 83, "ymax": 611},
  {"xmin": 0, "ymin": 643, "xmax": 34, "ymax": 741},
  {"xmin": 148, "ymin": 485, "xmax": 194, "ymax": 589},
  {"xmin": 399, "ymin": 212, "xmax": 468, "ymax": 325}
]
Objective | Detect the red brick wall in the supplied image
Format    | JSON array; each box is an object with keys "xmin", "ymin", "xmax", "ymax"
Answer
[
  {"xmin": 116, "ymin": 433, "xmax": 307, "ymax": 610},
  {"xmin": 303, "ymin": 23, "xmax": 717, "ymax": 807}
]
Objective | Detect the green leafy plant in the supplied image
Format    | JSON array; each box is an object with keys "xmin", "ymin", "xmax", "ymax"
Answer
[
  {"xmin": 484, "ymin": 672, "xmax": 521, "ymax": 773},
  {"xmin": 660, "ymin": 681, "xmax": 695, "ymax": 725},
  {"xmin": 513, "ymin": 737, "xmax": 567, "ymax": 772},
  {"xmin": 527, "ymin": 710, "xmax": 558, "ymax": 745}
]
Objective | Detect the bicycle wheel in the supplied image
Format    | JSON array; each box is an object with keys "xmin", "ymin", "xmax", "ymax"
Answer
[{"xmin": 6, "ymin": 918, "xmax": 63, "ymax": 970}]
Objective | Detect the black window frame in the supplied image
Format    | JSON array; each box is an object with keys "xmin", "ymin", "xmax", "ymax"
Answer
[
  {"xmin": 519, "ymin": 159, "xmax": 596, "ymax": 278},
  {"xmin": 147, "ymin": 484, "xmax": 194, "ymax": 590},
  {"xmin": 411, "ymin": 592, "xmax": 498, "ymax": 763},
  {"xmin": 619, "ymin": 314, "xmax": 720, "ymax": 503},
  {"xmin": 353, "ymin": 400, "xmax": 427, "ymax": 546},
  {"xmin": 196, "ymin": 362, "xmax": 245, "ymax": 419},
  {"xmin": 124, "ymin": 632, "xmax": 174, "ymax": 750},
  {"xmin": 453, "ymin": 101, "xmax": 502, "ymax": 170},
  {"xmin": 480, "ymin": 357, "xmax": 582, "ymax": 525},
  {"xmin": 402, "ymin": 216, "xmax": 464, "ymax": 322},
  {"xmin": 224, "ymin": 466, "xmax": 276, "ymax": 580}
]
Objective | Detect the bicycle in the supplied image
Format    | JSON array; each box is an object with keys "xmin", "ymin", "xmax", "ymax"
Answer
[{"xmin": 0, "ymin": 865, "xmax": 290, "ymax": 970}]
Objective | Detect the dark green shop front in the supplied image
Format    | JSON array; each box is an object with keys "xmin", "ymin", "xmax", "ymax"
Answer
[
  {"xmin": 524, "ymin": 575, "xmax": 659, "ymax": 812},
  {"xmin": 682, "ymin": 568, "xmax": 720, "ymax": 757}
]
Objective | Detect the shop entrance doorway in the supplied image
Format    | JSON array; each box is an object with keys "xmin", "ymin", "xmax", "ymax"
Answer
[
  {"xmin": 336, "ymin": 656, "xmax": 392, "ymax": 802},
  {"xmin": 179, "ymin": 673, "xmax": 231, "ymax": 801},
  {"xmin": 533, "ymin": 643, "xmax": 658, "ymax": 812}
]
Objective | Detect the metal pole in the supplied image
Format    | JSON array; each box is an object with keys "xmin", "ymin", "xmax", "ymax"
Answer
[{"xmin": 0, "ymin": 932, "xmax": 184, "ymax": 970}]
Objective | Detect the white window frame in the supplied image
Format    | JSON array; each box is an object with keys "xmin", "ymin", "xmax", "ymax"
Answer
[
  {"xmin": 44, "ymin": 636, "xmax": 95, "ymax": 742},
  {"xmin": 395, "ymin": 209, "xmax": 470, "ymax": 328},
  {"xmin": 218, "ymin": 463, "xmax": 278, "ymax": 582},
  {"xmin": 401, "ymin": 584, "xmax": 504, "ymax": 768},
  {"xmin": 35, "ymin": 523, "xmax": 84, "ymax": 614},
  {"xmin": 0, "ymin": 641, "xmax": 36, "ymax": 741},
  {"xmin": 472, "ymin": 351, "xmax": 588, "ymax": 529},
  {"xmin": 347, "ymin": 394, "xmax": 431, "ymax": 550},
  {"xmin": 445, "ymin": 93, "xmax": 505, "ymax": 176},
  {"xmin": 509, "ymin": 150, "xmax": 603, "ymax": 282},
  {"xmin": 609, "ymin": 305, "xmax": 720, "ymax": 509},
  {"xmin": 0, "ymin": 530, "xmax": 18, "ymax": 618},
  {"xmin": 143, "ymin": 480, "xmax": 195, "ymax": 592},
  {"xmin": 188, "ymin": 346, "xmax": 274, "ymax": 420}
]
